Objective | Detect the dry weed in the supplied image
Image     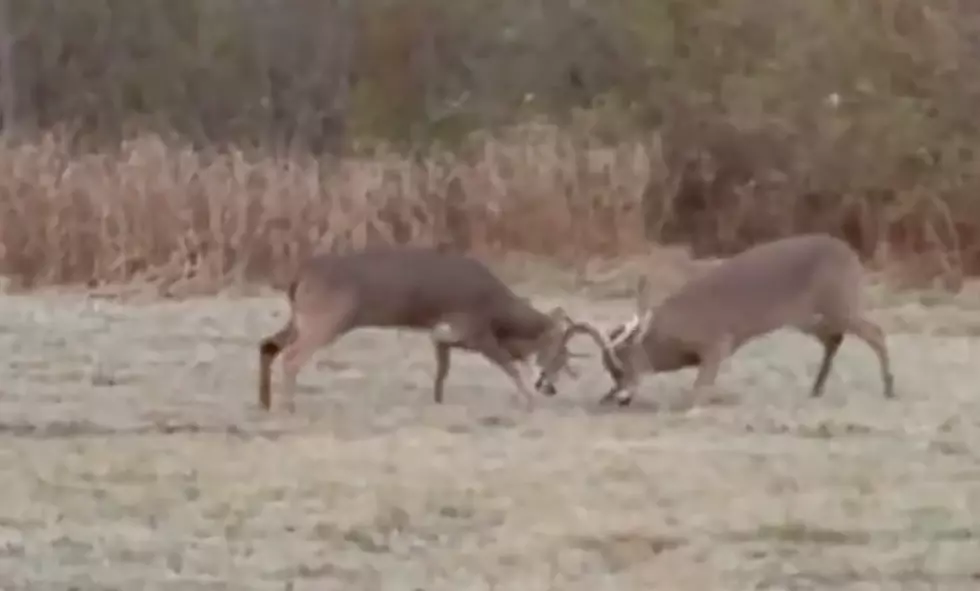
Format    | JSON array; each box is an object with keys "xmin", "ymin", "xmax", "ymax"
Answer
[
  {"xmin": 0, "ymin": 124, "xmax": 974, "ymax": 296},
  {"xmin": 0, "ymin": 127, "xmax": 654, "ymax": 293}
]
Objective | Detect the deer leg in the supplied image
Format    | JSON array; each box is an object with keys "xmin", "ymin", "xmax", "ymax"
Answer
[
  {"xmin": 433, "ymin": 342, "xmax": 451, "ymax": 404},
  {"xmin": 258, "ymin": 321, "xmax": 295, "ymax": 411},
  {"xmin": 599, "ymin": 345, "xmax": 645, "ymax": 408},
  {"xmin": 846, "ymin": 317, "xmax": 895, "ymax": 399},
  {"xmin": 470, "ymin": 331, "xmax": 537, "ymax": 411},
  {"xmin": 685, "ymin": 336, "xmax": 732, "ymax": 408},
  {"xmin": 610, "ymin": 377, "xmax": 641, "ymax": 408},
  {"xmin": 805, "ymin": 328, "xmax": 844, "ymax": 398},
  {"xmin": 279, "ymin": 313, "xmax": 347, "ymax": 414},
  {"xmin": 598, "ymin": 385, "xmax": 623, "ymax": 406},
  {"xmin": 598, "ymin": 379, "xmax": 634, "ymax": 407}
]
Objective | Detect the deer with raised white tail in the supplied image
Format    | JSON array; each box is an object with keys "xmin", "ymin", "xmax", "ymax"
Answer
[
  {"xmin": 534, "ymin": 234, "xmax": 895, "ymax": 408},
  {"xmin": 258, "ymin": 246, "xmax": 601, "ymax": 413}
]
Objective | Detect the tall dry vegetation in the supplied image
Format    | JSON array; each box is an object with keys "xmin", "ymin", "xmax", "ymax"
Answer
[
  {"xmin": 0, "ymin": 125, "xmax": 657, "ymax": 291},
  {"xmin": 0, "ymin": 0, "xmax": 978, "ymax": 290}
]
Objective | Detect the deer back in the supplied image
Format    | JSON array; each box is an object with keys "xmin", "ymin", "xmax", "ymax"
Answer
[
  {"xmin": 649, "ymin": 234, "xmax": 861, "ymax": 347},
  {"xmin": 293, "ymin": 247, "xmax": 548, "ymax": 332}
]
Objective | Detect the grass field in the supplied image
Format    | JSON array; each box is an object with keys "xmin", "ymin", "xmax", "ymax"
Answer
[{"xmin": 1, "ymin": 274, "xmax": 979, "ymax": 590}]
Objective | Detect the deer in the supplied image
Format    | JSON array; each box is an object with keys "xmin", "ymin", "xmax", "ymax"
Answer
[
  {"xmin": 534, "ymin": 233, "xmax": 895, "ymax": 408},
  {"xmin": 257, "ymin": 246, "xmax": 601, "ymax": 413}
]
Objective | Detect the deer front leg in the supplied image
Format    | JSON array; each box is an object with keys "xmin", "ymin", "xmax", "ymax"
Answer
[
  {"xmin": 433, "ymin": 342, "xmax": 451, "ymax": 404},
  {"xmin": 436, "ymin": 318, "xmax": 537, "ymax": 410},
  {"xmin": 471, "ymin": 331, "xmax": 537, "ymax": 411},
  {"xmin": 599, "ymin": 344, "xmax": 645, "ymax": 408},
  {"xmin": 809, "ymin": 331, "xmax": 844, "ymax": 398},
  {"xmin": 600, "ymin": 378, "xmax": 640, "ymax": 408},
  {"xmin": 258, "ymin": 321, "xmax": 294, "ymax": 411},
  {"xmin": 598, "ymin": 385, "xmax": 622, "ymax": 406},
  {"xmin": 681, "ymin": 336, "xmax": 733, "ymax": 411}
]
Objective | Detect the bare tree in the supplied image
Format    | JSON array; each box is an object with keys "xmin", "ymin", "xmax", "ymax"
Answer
[
  {"xmin": 0, "ymin": 0, "xmax": 16, "ymax": 133},
  {"xmin": 245, "ymin": 0, "xmax": 357, "ymax": 152}
]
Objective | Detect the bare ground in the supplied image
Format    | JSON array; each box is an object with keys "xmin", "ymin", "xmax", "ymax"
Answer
[{"xmin": 1, "ymin": 278, "xmax": 980, "ymax": 590}]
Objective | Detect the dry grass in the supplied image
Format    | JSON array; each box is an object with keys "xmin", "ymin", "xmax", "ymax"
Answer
[
  {"xmin": 0, "ymin": 127, "xmax": 658, "ymax": 293},
  {"xmin": 0, "ymin": 124, "xmax": 978, "ymax": 588},
  {"xmin": 1, "ymin": 273, "xmax": 980, "ymax": 589},
  {"xmin": 0, "ymin": 126, "xmax": 973, "ymax": 297}
]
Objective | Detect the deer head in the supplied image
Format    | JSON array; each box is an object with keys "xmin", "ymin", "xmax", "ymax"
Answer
[
  {"xmin": 528, "ymin": 307, "xmax": 589, "ymax": 396},
  {"xmin": 530, "ymin": 308, "xmax": 649, "ymax": 396}
]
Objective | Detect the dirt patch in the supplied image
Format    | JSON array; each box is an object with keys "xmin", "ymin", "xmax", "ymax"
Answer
[{"xmin": 0, "ymin": 285, "xmax": 978, "ymax": 590}]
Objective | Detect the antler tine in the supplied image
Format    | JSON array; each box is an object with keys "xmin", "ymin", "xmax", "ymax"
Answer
[
  {"xmin": 607, "ymin": 315, "xmax": 643, "ymax": 348},
  {"xmin": 619, "ymin": 273, "xmax": 654, "ymax": 346},
  {"xmin": 560, "ymin": 320, "xmax": 626, "ymax": 371},
  {"xmin": 561, "ymin": 320, "xmax": 607, "ymax": 349},
  {"xmin": 633, "ymin": 309, "xmax": 655, "ymax": 343}
]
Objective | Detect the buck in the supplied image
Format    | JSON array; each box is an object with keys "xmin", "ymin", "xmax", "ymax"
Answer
[
  {"xmin": 258, "ymin": 246, "xmax": 598, "ymax": 413},
  {"xmin": 535, "ymin": 233, "xmax": 895, "ymax": 407}
]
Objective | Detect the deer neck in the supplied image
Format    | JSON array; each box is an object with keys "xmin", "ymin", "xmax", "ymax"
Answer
[{"xmin": 498, "ymin": 299, "xmax": 554, "ymax": 341}]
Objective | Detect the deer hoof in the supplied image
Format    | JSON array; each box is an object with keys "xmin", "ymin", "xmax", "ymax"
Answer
[{"xmin": 534, "ymin": 376, "xmax": 557, "ymax": 396}]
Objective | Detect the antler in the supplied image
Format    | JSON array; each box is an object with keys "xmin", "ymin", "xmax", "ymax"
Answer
[
  {"xmin": 559, "ymin": 320, "xmax": 625, "ymax": 372},
  {"xmin": 604, "ymin": 308, "xmax": 654, "ymax": 349},
  {"xmin": 598, "ymin": 275, "xmax": 656, "ymax": 350}
]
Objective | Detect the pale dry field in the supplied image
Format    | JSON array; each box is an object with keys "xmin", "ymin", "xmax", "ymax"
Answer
[{"xmin": 1, "ymin": 277, "xmax": 980, "ymax": 590}]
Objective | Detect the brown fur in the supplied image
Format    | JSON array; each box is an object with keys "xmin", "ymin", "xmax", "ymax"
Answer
[
  {"xmin": 257, "ymin": 247, "xmax": 597, "ymax": 412},
  {"xmin": 588, "ymin": 234, "xmax": 895, "ymax": 407}
]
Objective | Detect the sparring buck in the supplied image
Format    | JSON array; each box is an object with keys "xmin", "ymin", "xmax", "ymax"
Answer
[
  {"xmin": 534, "ymin": 233, "xmax": 895, "ymax": 407},
  {"xmin": 258, "ymin": 246, "xmax": 599, "ymax": 412}
]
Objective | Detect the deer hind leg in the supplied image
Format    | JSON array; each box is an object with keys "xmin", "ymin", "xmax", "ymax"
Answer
[
  {"xmin": 796, "ymin": 322, "xmax": 844, "ymax": 398},
  {"xmin": 278, "ymin": 311, "xmax": 349, "ymax": 413},
  {"xmin": 431, "ymin": 319, "xmax": 467, "ymax": 404},
  {"xmin": 259, "ymin": 321, "xmax": 296, "ymax": 411},
  {"xmin": 846, "ymin": 317, "xmax": 895, "ymax": 399}
]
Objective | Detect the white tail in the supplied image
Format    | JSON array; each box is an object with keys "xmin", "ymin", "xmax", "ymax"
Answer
[
  {"xmin": 258, "ymin": 246, "xmax": 601, "ymax": 413},
  {"xmin": 588, "ymin": 233, "xmax": 895, "ymax": 407}
]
